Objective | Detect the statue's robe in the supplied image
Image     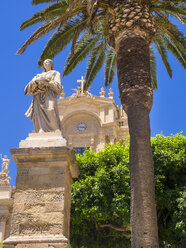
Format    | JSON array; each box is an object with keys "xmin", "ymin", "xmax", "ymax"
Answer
[{"xmin": 25, "ymin": 70, "xmax": 63, "ymax": 133}]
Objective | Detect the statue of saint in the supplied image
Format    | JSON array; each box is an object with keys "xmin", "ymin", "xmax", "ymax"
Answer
[
  {"xmin": 25, "ymin": 59, "xmax": 63, "ymax": 133},
  {"xmin": 0, "ymin": 154, "xmax": 10, "ymax": 174}
]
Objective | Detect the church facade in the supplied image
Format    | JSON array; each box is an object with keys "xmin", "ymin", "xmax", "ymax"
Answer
[{"xmin": 58, "ymin": 81, "xmax": 129, "ymax": 154}]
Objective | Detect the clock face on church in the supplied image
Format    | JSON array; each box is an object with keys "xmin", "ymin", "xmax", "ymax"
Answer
[{"xmin": 77, "ymin": 122, "xmax": 87, "ymax": 132}]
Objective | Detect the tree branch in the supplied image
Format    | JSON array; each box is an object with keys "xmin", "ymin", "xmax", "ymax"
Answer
[
  {"xmin": 95, "ymin": 222, "xmax": 130, "ymax": 233},
  {"xmin": 163, "ymin": 212, "xmax": 170, "ymax": 227},
  {"xmin": 104, "ymin": 233, "xmax": 131, "ymax": 238}
]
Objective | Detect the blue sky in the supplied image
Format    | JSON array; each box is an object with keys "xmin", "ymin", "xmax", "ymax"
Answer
[{"xmin": 0, "ymin": 1, "xmax": 185, "ymax": 186}]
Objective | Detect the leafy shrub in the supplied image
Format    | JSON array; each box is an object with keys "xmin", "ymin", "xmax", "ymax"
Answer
[{"xmin": 70, "ymin": 134, "xmax": 186, "ymax": 248}]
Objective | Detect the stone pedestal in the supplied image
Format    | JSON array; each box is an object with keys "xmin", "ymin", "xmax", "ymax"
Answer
[
  {"xmin": 19, "ymin": 131, "xmax": 67, "ymax": 148},
  {"xmin": 3, "ymin": 147, "xmax": 79, "ymax": 248}
]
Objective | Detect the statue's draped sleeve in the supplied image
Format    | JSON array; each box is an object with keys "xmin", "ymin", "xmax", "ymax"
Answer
[{"xmin": 47, "ymin": 71, "xmax": 63, "ymax": 95}]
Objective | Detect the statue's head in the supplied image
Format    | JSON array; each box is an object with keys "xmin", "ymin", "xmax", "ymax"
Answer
[
  {"xmin": 43, "ymin": 59, "xmax": 53, "ymax": 72},
  {"xmin": 4, "ymin": 155, "xmax": 7, "ymax": 159}
]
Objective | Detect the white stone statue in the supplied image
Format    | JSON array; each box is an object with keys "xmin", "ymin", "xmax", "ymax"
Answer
[
  {"xmin": 25, "ymin": 59, "xmax": 63, "ymax": 133},
  {"xmin": 0, "ymin": 154, "xmax": 10, "ymax": 174}
]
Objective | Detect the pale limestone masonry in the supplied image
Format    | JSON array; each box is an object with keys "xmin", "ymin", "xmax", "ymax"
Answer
[
  {"xmin": 58, "ymin": 86, "xmax": 129, "ymax": 152},
  {"xmin": 0, "ymin": 155, "xmax": 13, "ymax": 243},
  {"xmin": 19, "ymin": 131, "xmax": 67, "ymax": 148},
  {"xmin": 0, "ymin": 184, "xmax": 13, "ymax": 243},
  {"xmin": 3, "ymin": 147, "xmax": 79, "ymax": 248}
]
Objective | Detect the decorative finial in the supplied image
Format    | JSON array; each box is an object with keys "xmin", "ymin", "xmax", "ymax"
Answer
[
  {"xmin": 99, "ymin": 87, "xmax": 106, "ymax": 97},
  {"xmin": 60, "ymin": 92, "xmax": 65, "ymax": 98},
  {"xmin": 108, "ymin": 88, "xmax": 114, "ymax": 98}
]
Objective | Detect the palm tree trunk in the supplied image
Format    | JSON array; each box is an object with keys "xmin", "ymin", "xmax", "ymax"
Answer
[{"xmin": 115, "ymin": 30, "xmax": 159, "ymax": 248}]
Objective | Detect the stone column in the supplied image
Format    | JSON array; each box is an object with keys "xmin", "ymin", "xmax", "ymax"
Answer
[
  {"xmin": 108, "ymin": 106, "xmax": 114, "ymax": 122},
  {"xmin": 90, "ymin": 137, "xmax": 95, "ymax": 150},
  {"xmin": 0, "ymin": 216, "xmax": 6, "ymax": 241},
  {"xmin": 100, "ymin": 107, "xmax": 105, "ymax": 124},
  {"xmin": 96, "ymin": 133, "xmax": 105, "ymax": 151},
  {"xmin": 3, "ymin": 147, "xmax": 79, "ymax": 248},
  {"xmin": 0, "ymin": 173, "xmax": 13, "ymax": 243}
]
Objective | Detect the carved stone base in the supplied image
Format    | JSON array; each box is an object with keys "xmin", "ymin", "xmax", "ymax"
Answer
[
  {"xmin": 4, "ymin": 234, "xmax": 70, "ymax": 248},
  {"xmin": 3, "ymin": 147, "xmax": 79, "ymax": 248},
  {"xmin": 0, "ymin": 173, "xmax": 11, "ymax": 186},
  {"xmin": 19, "ymin": 131, "xmax": 67, "ymax": 148},
  {"xmin": 4, "ymin": 244, "xmax": 69, "ymax": 248},
  {"xmin": 16, "ymin": 244, "xmax": 69, "ymax": 248}
]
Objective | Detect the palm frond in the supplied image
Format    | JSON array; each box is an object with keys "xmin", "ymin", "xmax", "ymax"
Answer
[
  {"xmin": 63, "ymin": 33, "xmax": 100, "ymax": 76},
  {"xmin": 154, "ymin": 37, "xmax": 173, "ymax": 78},
  {"xmin": 157, "ymin": 18, "xmax": 186, "ymax": 68},
  {"xmin": 155, "ymin": 16, "xmax": 186, "ymax": 61},
  {"xmin": 104, "ymin": 48, "xmax": 116, "ymax": 87},
  {"xmin": 38, "ymin": 18, "xmax": 87, "ymax": 66},
  {"xmin": 66, "ymin": 0, "xmax": 86, "ymax": 15},
  {"xmin": 163, "ymin": 26, "xmax": 185, "ymax": 53},
  {"xmin": 153, "ymin": 14, "xmax": 185, "ymax": 75},
  {"xmin": 17, "ymin": 16, "xmax": 64, "ymax": 54},
  {"xmin": 84, "ymin": 42, "xmax": 106, "ymax": 89},
  {"xmin": 154, "ymin": 6, "xmax": 186, "ymax": 24},
  {"xmin": 152, "ymin": 1, "xmax": 186, "ymax": 6},
  {"xmin": 169, "ymin": 11, "xmax": 185, "ymax": 24},
  {"xmin": 32, "ymin": 0, "xmax": 58, "ymax": 5},
  {"xmin": 152, "ymin": 5, "xmax": 186, "ymax": 17},
  {"xmin": 20, "ymin": 2, "xmax": 67, "ymax": 31},
  {"xmin": 71, "ymin": 25, "xmax": 82, "ymax": 56},
  {"xmin": 166, "ymin": 37, "xmax": 186, "ymax": 69},
  {"xmin": 150, "ymin": 46, "xmax": 158, "ymax": 90},
  {"xmin": 87, "ymin": 0, "xmax": 98, "ymax": 16}
]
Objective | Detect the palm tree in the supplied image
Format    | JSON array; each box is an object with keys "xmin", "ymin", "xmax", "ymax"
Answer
[{"xmin": 17, "ymin": 0, "xmax": 185, "ymax": 247}]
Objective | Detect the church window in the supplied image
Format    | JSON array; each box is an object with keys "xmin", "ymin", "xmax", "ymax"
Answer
[
  {"xmin": 119, "ymin": 121, "xmax": 124, "ymax": 127},
  {"xmin": 73, "ymin": 147, "xmax": 89, "ymax": 155}
]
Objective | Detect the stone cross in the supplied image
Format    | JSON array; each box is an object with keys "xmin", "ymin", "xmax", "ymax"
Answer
[{"xmin": 77, "ymin": 76, "xmax": 86, "ymax": 92}]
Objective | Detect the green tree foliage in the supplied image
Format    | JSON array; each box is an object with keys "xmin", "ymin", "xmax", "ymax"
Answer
[
  {"xmin": 70, "ymin": 134, "xmax": 186, "ymax": 248},
  {"xmin": 152, "ymin": 134, "xmax": 186, "ymax": 248},
  {"xmin": 71, "ymin": 142, "xmax": 131, "ymax": 248}
]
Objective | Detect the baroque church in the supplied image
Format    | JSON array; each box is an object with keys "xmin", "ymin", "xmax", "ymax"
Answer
[
  {"xmin": 0, "ymin": 76, "xmax": 129, "ymax": 246},
  {"xmin": 59, "ymin": 76, "xmax": 129, "ymax": 154}
]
